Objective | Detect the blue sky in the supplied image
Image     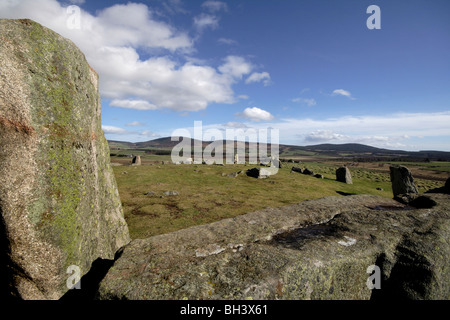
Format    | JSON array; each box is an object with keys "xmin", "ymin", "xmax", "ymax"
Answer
[{"xmin": 1, "ymin": 0, "xmax": 450, "ymax": 150}]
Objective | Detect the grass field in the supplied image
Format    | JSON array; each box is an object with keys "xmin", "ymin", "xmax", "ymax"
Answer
[{"xmin": 111, "ymin": 158, "xmax": 447, "ymax": 240}]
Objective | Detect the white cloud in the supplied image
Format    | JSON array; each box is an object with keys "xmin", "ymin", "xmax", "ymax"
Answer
[
  {"xmin": 102, "ymin": 125, "xmax": 129, "ymax": 135},
  {"xmin": 140, "ymin": 130, "xmax": 160, "ymax": 138},
  {"xmin": 201, "ymin": 1, "xmax": 228, "ymax": 12},
  {"xmin": 245, "ymin": 72, "xmax": 271, "ymax": 86},
  {"xmin": 218, "ymin": 37, "xmax": 237, "ymax": 45},
  {"xmin": 304, "ymin": 130, "xmax": 349, "ymax": 143},
  {"xmin": 218, "ymin": 56, "xmax": 253, "ymax": 80},
  {"xmin": 218, "ymin": 111, "xmax": 450, "ymax": 150},
  {"xmin": 238, "ymin": 107, "xmax": 274, "ymax": 122},
  {"xmin": 110, "ymin": 99, "xmax": 158, "ymax": 111},
  {"xmin": 193, "ymin": 13, "xmax": 219, "ymax": 30},
  {"xmin": 0, "ymin": 0, "xmax": 269, "ymax": 112},
  {"xmin": 332, "ymin": 89, "xmax": 356, "ymax": 100},
  {"xmin": 125, "ymin": 121, "xmax": 146, "ymax": 127},
  {"xmin": 238, "ymin": 94, "xmax": 249, "ymax": 100},
  {"xmin": 292, "ymin": 97, "xmax": 317, "ymax": 107}
]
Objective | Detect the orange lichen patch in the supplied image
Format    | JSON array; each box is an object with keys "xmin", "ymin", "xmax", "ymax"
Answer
[
  {"xmin": 0, "ymin": 116, "xmax": 35, "ymax": 136},
  {"xmin": 91, "ymin": 131, "xmax": 97, "ymax": 141}
]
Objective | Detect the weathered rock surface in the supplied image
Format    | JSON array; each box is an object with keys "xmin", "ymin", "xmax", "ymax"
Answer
[
  {"xmin": 0, "ymin": 19, "xmax": 130, "ymax": 299},
  {"xmin": 246, "ymin": 167, "xmax": 278, "ymax": 179},
  {"xmin": 390, "ymin": 165, "xmax": 418, "ymax": 197},
  {"xmin": 336, "ymin": 166, "xmax": 353, "ymax": 184},
  {"xmin": 98, "ymin": 193, "xmax": 450, "ymax": 300}
]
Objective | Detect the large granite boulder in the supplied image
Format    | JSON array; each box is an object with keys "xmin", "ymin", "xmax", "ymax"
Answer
[
  {"xmin": 389, "ymin": 165, "xmax": 418, "ymax": 197},
  {"xmin": 98, "ymin": 194, "xmax": 450, "ymax": 300},
  {"xmin": 0, "ymin": 19, "xmax": 130, "ymax": 299},
  {"xmin": 336, "ymin": 166, "xmax": 353, "ymax": 184}
]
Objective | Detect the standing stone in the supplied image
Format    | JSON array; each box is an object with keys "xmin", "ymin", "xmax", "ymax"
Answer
[
  {"xmin": 445, "ymin": 178, "xmax": 450, "ymax": 192},
  {"xmin": 131, "ymin": 155, "xmax": 141, "ymax": 165},
  {"xmin": 389, "ymin": 165, "xmax": 418, "ymax": 197},
  {"xmin": 336, "ymin": 166, "xmax": 353, "ymax": 184},
  {"xmin": 0, "ymin": 19, "xmax": 130, "ymax": 299}
]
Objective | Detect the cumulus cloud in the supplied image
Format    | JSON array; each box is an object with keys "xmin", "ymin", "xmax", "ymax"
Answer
[
  {"xmin": 332, "ymin": 89, "xmax": 356, "ymax": 100},
  {"xmin": 237, "ymin": 107, "xmax": 274, "ymax": 122},
  {"xmin": 292, "ymin": 97, "xmax": 317, "ymax": 107},
  {"xmin": 262, "ymin": 111, "xmax": 450, "ymax": 149},
  {"xmin": 102, "ymin": 125, "xmax": 129, "ymax": 135},
  {"xmin": 193, "ymin": 13, "xmax": 219, "ymax": 30},
  {"xmin": 0, "ymin": 0, "xmax": 269, "ymax": 113},
  {"xmin": 245, "ymin": 72, "xmax": 271, "ymax": 86},
  {"xmin": 110, "ymin": 99, "xmax": 158, "ymax": 111},
  {"xmin": 304, "ymin": 130, "xmax": 348, "ymax": 143},
  {"xmin": 218, "ymin": 56, "xmax": 253, "ymax": 80}
]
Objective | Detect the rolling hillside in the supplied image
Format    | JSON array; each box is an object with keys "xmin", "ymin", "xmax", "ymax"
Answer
[{"xmin": 107, "ymin": 137, "xmax": 450, "ymax": 161}]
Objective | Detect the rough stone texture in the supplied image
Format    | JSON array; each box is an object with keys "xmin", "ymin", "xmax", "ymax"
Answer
[
  {"xmin": 336, "ymin": 166, "xmax": 353, "ymax": 184},
  {"xmin": 0, "ymin": 19, "xmax": 130, "ymax": 299},
  {"xmin": 98, "ymin": 193, "xmax": 450, "ymax": 300},
  {"xmin": 389, "ymin": 165, "xmax": 418, "ymax": 197},
  {"xmin": 131, "ymin": 155, "xmax": 141, "ymax": 165}
]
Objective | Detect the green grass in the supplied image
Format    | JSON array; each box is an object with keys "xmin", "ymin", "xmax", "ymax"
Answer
[{"xmin": 114, "ymin": 162, "xmax": 403, "ymax": 240}]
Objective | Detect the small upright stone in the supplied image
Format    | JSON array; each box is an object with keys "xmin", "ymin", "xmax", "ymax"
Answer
[
  {"xmin": 336, "ymin": 166, "xmax": 353, "ymax": 184},
  {"xmin": 389, "ymin": 165, "xmax": 418, "ymax": 197},
  {"xmin": 131, "ymin": 155, "xmax": 141, "ymax": 165}
]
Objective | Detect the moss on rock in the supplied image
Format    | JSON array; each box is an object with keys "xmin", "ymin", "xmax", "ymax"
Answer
[{"xmin": 0, "ymin": 19, "xmax": 130, "ymax": 299}]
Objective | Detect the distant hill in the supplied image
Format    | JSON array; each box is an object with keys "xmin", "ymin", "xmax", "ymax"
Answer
[{"xmin": 107, "ymin": 137, "xmax": 450, "ymax": 161}]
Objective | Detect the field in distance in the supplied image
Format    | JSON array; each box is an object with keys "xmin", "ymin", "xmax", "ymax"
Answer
[{"xmin": 110, "ymin": 144, "xmax": 450, "ymax": 239}]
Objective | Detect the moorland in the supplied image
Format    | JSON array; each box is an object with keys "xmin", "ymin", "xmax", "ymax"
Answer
[{"xmin": 108, "ymin": 137, "xmax": 450, "ymax": 239}]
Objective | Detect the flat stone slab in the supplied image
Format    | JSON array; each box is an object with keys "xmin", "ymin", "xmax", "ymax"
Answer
[{"xmin": 98, "ymin": 194, "xmax": 450, "ymax": 300}]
